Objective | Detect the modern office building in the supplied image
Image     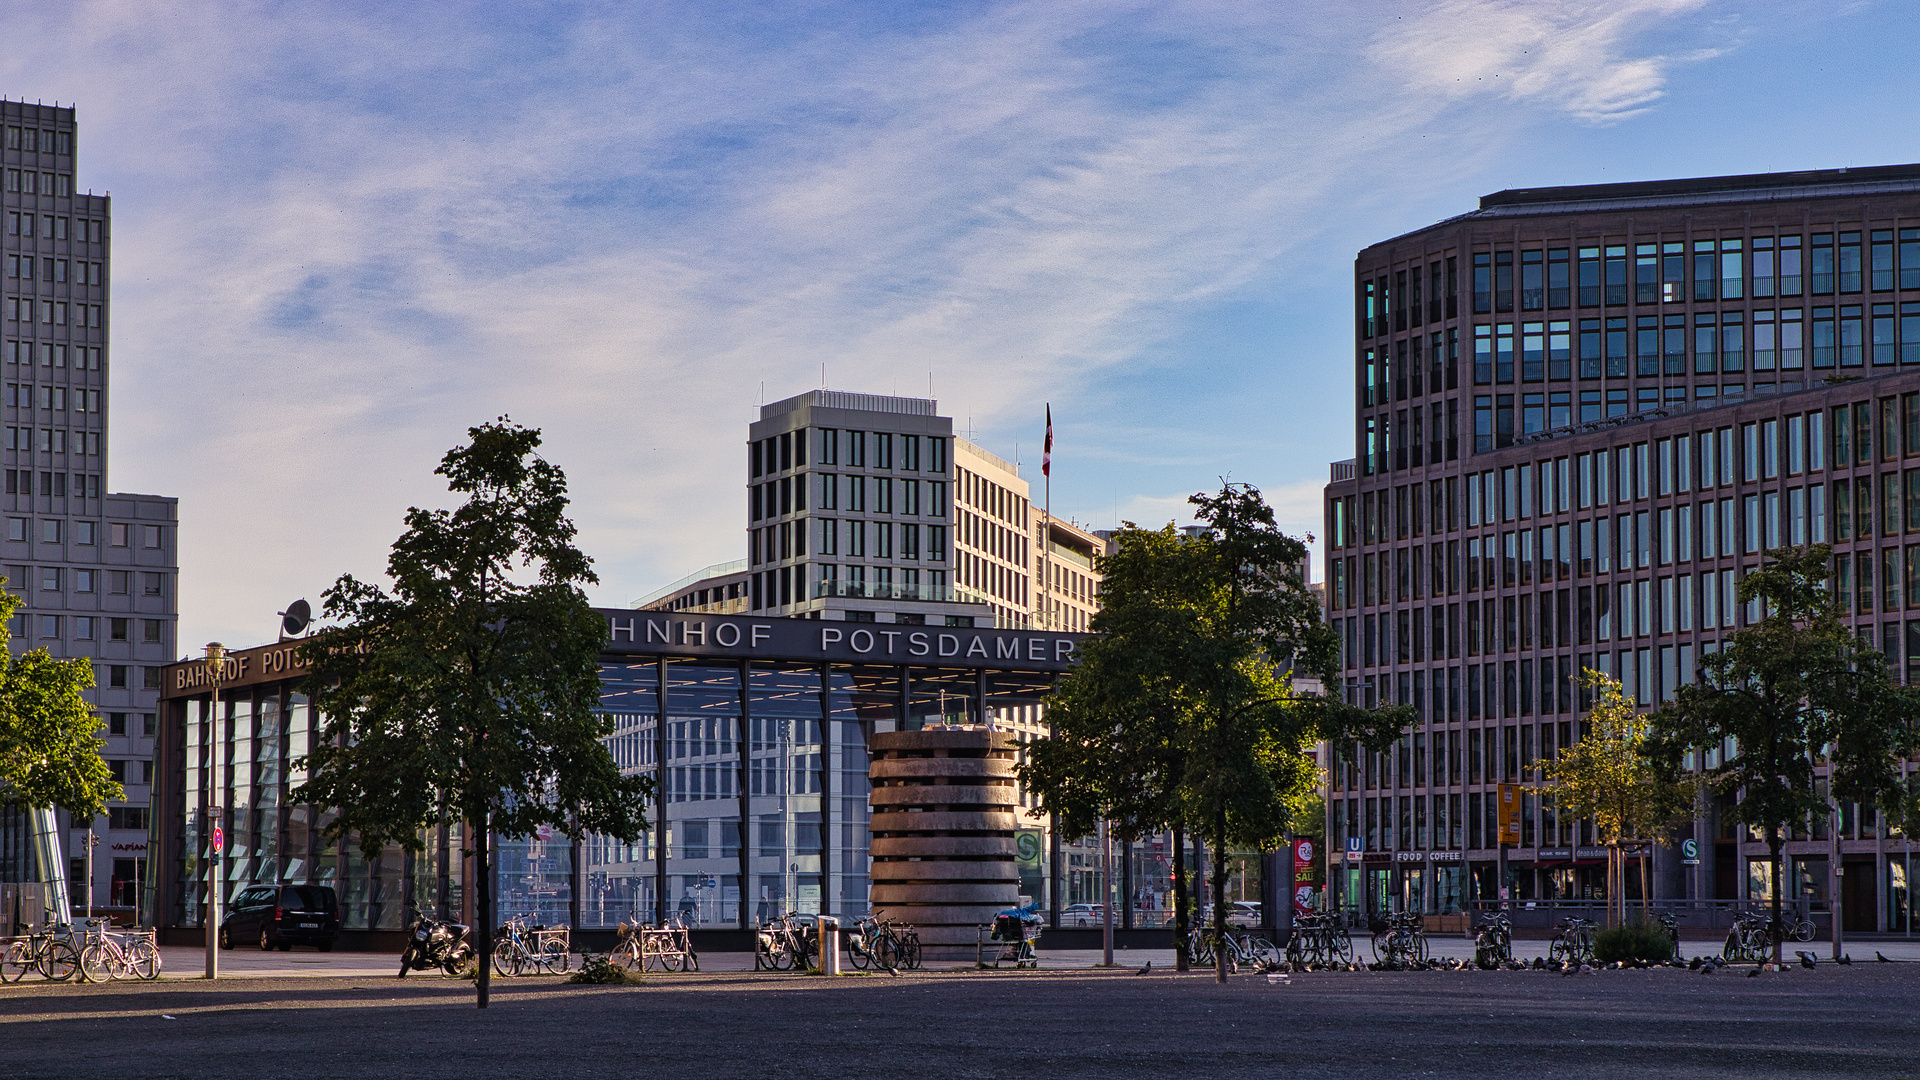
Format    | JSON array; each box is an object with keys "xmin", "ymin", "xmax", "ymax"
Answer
[
  {"xmin": 738, "ymin": 388, "xmax": 1106, "ymax": 632},
  {"xmin": 1323, "ymin": 165, "xmax": 1920, "ymax": 934},
  {"xmin": 0, "ymin": 100, "xmax": 179, "ymax": 925}
]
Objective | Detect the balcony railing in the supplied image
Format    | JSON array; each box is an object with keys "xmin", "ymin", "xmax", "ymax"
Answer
[{"xmin": 812, "ymin": 579, "xmax": 958, "ymax": 603}]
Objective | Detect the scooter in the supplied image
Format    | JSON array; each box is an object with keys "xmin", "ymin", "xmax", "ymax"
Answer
[{"xmin": 398, "ymin": 910, "xmax": 474, "ymax": 977}]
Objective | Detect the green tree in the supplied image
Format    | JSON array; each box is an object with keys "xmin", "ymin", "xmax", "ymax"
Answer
[
  {"xmin": 294, "ymin": 420, "xmax": 653, "ymax": 1008},
  {"xmin": 1022, "ymin": 483, "xmax": 1407, "ymax": 982},
  {"xmin": 0, "ymin": 586, "xmax": 120, "ymax": 820},
  {"xmin": 1647, "ymin": 545, "xmax": 1920, "ymax": 964},
  {"xmin": 1533, "ymin": 671, "xmax": 1687, "ymax": 928}
]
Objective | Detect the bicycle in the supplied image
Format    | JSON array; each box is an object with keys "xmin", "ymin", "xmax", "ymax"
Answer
[
  {"xmin": 755, "ymin": 913, "xmax": 816, "ymax": 971},
  {"xmin": 1547, "ymin": 916, "xmax": 1596, "ymax": 966},
  {"xmin": 1722, "ymin": 909, "xmax": 1773, "ymax": 963},
  {"xmin": 1284, "ymin": 910, "xmax": 1353, "ymax": 966},
  {"xmin": 1656, "ymin": 912, "xmax": 1682, "ymax": 961},
  {"xmin": 491, "ymin": 915, "xmax": 570, "ymax": 976},
  {"xmin": 1472, "ymin": 911, "xmax": 1512, "ymax": 969},
  {"xmin": 611, "ymin": 911, "xmax": 699, "ymax": 973},
  {"xmin": 1370, "ymin": 912, "xmax": 1428, "ymax": 967},
  {"xmin": 1, "ymin": 923, "xmax": 82, "ymax": 982},
  {"xmin": 78, "ymin": 922, "xmax": 163, "ymax": 982}
]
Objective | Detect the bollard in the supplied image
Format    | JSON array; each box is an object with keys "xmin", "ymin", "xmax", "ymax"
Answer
[{"xmin": 819, "ymin": 916, "xmax": 841, "ymax": 976}]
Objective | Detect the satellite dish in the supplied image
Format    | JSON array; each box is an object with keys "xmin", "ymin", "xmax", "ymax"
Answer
[{"xmin": 279, "ymin": 599, "xmax": 311, "ymax": 638}]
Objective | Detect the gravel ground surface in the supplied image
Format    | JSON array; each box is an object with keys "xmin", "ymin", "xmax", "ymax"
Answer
[{"xmin": 3, "ymin": 960, "xmax": 1917, "ymax": 1079}]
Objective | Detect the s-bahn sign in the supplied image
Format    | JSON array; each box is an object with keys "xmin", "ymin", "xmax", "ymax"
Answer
[{"xmin": 602, "ymin": 612, "xmax": 1088, "ymax": 672}]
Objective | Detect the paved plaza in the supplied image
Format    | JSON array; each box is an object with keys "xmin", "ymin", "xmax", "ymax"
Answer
[{"xmin": 3, "ymin": 948, "xmax": 1918, "ymax": 1079}]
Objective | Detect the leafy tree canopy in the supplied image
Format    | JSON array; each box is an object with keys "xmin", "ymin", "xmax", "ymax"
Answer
[
  {"xmin": 294, "ymin": 419, "xmax": 653, "ymax": 857},
  {"xmin": 0, "ymin": 587, "xmax": 119, "ymax": 818}
]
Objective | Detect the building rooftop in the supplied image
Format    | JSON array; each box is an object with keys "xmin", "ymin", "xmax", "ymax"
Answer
[
  {"xmin": 631, "ymin": 559, "xmax": 748, "ymax": 609},
  {"xmin": 1473, "ymin": 163, "xmax": 1920, "ymax": 218},
  {"xmin": 760, "ymin": 389, "xmax": 937, "ymax": 420}
]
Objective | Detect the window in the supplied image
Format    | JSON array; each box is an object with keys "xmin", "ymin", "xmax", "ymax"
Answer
[
  {"xmin": 143, "ymin": 714, "xmax": 156, "ymax": 737},
  {"xmin": 74, "ymin": 616, "xmax": 93, "ymax": 640},
  {"xmin": 142, "ymin": 525, "xmax": 164, "ymax": 549},
  {"xmin": 142, "ymin": 619, "xmax": 163, "ymax": 644},
  {"xmin": 4, "ymin": 565, "xmax": 23, "ymax": 592},
  {"xmin": 108, "ymin": 571, "xmax": 129, "ymax": 595},
  {"xmin": 108, "ymin": 665, "xmax": 127, "ymax": 688},
  {"xmin": 142, "ymin": 573, "xmax": 164, "ymax": 597},
  {"xmin": 109, "ymin": 522, "xmax": 128, "ymax": 547},
  {"xmin": 40, "ymin": 566, "xmax": 59, "ymax": 591},
  {"xmin": 143, "ymin": 667, "xmax": 161, "ymax": 690},
  {"xmin": 106, "ymin": 807, "xmax": 148, "ymax": 832},
  {"xmin": 75, "ymin": 569, "xmax": 93, "ymax": 593},
  {"xmin": 40, "ymin": 519, "xmax": 60, "ymax": 544},
  {"xmin": 109, "ymin": 618, "xmax": 129, "ymax": 641},
  {"xmin": 5, "ymin": 518, "xmax": 22, "ymax": 542},
  {"xmin": 38, "ymin": 615, "xmax": 58, "ymax": 638},
  {"xmin": 108, "ymin": 712, "xmax": 126, "ymax": 736},
  {"xmin": 75, "ymin": 521, "xmax": 94, "ymax": 545}
]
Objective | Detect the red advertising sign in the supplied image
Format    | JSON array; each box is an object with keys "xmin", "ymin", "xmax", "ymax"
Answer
[{"xmin": 1291, "ymin": 839, "xmax": 1317, "ymax": 915}]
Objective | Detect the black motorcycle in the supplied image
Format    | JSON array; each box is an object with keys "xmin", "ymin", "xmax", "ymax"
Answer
[{"xmin": 398, "ymin": 911, "xmax": 474, "ymax": 977}]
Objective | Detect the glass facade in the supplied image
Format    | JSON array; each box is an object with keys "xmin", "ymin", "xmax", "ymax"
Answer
[{"xmin": 1329, "ymin": 169, "xmax": 1920, "ymax": 930}]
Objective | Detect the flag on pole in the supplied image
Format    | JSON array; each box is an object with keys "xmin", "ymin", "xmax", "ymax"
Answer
[{"xmin": 1043, "ymin": 405, "xmax": 1053, "ymax": 477}]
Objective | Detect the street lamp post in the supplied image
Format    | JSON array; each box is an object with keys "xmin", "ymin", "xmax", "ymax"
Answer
[{"xmin": 203, "ymin": 642, "xmax": 226, "ymax": 980}]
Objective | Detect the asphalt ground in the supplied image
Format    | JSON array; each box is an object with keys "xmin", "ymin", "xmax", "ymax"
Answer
[{"xmin": 3, "ymin": 956, "xmax": 1917, "ymax": 1079}]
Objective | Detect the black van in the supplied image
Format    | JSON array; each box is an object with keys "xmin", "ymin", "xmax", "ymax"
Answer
[{"xmin": 220, "ymin": 884, "xmax": 340, "ymax": 951}]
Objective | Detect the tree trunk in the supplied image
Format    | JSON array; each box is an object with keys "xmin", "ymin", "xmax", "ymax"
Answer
[
  {"xmin": 1172, "ymin": 824, "xmax": 1189, "ymax": 972},
  {"xmin": 1639, "ymin": 848, "xmax": 1651, "ymax": 927},
  {"xmin": 476, "ymin": 808, "xmax": 491, "ymax": 1009},
  {"xmin": 1213, "ymin": 810, "xmax": 1229, "ymax": 985},
  {"xmin": 1768, "ymin": 826, "xmax": 1785, "ymax": 967}
]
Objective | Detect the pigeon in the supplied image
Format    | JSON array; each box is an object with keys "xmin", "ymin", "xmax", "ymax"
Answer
[
  {"xmin": 1688, "ymin": 957, "xmax": 1703, "ymax": 970},
  {"xmin": 1699, "ymin": 964, "xmax": 1715, "ymax": 975},
  {"xmin": 1746, "ymin": 968, "xmax": 1762, "ymax": 977},
  {"xmin": 885, "ymin": 964, "xmax": 901, "ymax": 978},
  {"xmin": 1135, "ymin": 960, "xmax": 1152, "ymax": 975},
  {"xmin": 161, "ymin": 1015, "xmax": 177, "ymax": 1021},
  {"xmin": 1837, "ymin": 954, "xmax": 1852, "ymax": 966},
  {"xmin": 1796, "ymin": 951, "xmax": 1815, "ymax": 970},
  {"xmin": 1877, "ymin": 952, "xmax": 1894, "ymax": 963}
]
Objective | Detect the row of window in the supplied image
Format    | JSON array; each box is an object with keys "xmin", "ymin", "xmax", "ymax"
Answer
[
  {"xmin": 957, "ymin": 465, "xmax": 1027, "ymax": 527},
  {"xmin": 809, "ymin": 564, "xmax": 948, "ymax": 604},
  {"xmin": 3, "ymin": 470, "xmax": 101, "ymax": 497},
  {"xmin": 4, "ymin": 518, "xmax": 158, "ymax": 547},
  {"xmin": 5, "ymin": 342, "xmax": 101, "ymax": 369},
  {"xmin": 4, "ymin": 170, "xmax": 73, "ymax": 197},
  {"xmin": 811, "ymin": 475, "xmax": 947, "ymax": 516},
  {"xmin": 6, "ymin": 127, "xmax": 72, "ymax": 156},
  {"xmin": 1340, "ymin": 645, "xmax": 1707, "ymax": 725},
  {"xmin": 1363, "ymin": 233, "xmax": 1920, "ymax": 339},
  {"xmin": 1363, "ymin": 306, "xmax": 1920, "ymax": 416},
  {"xmin": 752, "ymin": 427, "xmax": 951, "ymax": 479},
  {"xmin": 5, "ymin": 257, "xmax": 101, "ymax": 285},
  {"xmin": 1340, "ymin": 414, "xmax": 1840, "ymax": 548},
  {"xmin": 959, "ymin": 507, "xmax": 1026, "ymax": 568},
  {"xmin": 960, "ymin": 549, "xmax": 1026, "ymax": 606},
  {"xmin": 2, "ymin": 298, "xmax": 102, "ymax": 327},
  {"xmin": 1339, "ymin": 490, "xmax": 1828, "ymax": 611},
  {"xmin": 5, "ymin": 386, "xmax": 102, "ymax": 411},
  {"xmin": 4, "ymin": 213, "xmax": 97, "ymax": 242},
  {"xmin": 5, "ymin": 432, "xmax": 103, "ymax": 458},
  {"xmin": 4, "ymin": 565, "xmax": 169, "ymax": 596},
  {"xmin": 755, "ymin": 519, "xmax": 949, "ymax": 563}
]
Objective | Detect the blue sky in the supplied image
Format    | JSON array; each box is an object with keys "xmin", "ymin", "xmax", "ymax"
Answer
[{"xmin": 4, "ymin": 0, "xmax": 1916, "ymax": 650}]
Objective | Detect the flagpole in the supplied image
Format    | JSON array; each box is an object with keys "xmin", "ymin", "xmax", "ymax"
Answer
[{"xmin": 1043, "ymin": 405, "xmax": 1052, "ymax": 630}]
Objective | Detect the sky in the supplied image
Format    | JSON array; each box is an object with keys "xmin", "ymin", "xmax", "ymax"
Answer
[{"xmin": 3, "ymin": 0, "xmax": 1918, "ymax": 652}]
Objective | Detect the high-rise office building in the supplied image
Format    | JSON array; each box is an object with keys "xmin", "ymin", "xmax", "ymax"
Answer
[
  {"xmin": 0, "ymin": 101, "xmax": 179, "ymax": 923},
  {"xmin": 1323, "ymin": 165, "xmax": 1920, "ymax": 934},
  {"xmin": 734, "ymin": 389, "xmax": 1103, "ymax": 631}
]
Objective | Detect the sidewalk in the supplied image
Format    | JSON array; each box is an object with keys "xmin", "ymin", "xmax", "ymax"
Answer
[{"xmin": 153, "ymin": 935, "xmax": 1920, "ymax": 979}]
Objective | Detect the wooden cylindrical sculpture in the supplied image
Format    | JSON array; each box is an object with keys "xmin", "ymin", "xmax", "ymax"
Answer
[{"xmin": 867, "ymin": 729, "xmax": 1021, "ymax": 957}]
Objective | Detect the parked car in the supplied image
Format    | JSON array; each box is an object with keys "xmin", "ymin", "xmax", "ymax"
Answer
[
  {"xmin": 221, "ymin": 884, "xmax": 340, "ymax": 952},
  {"xmin": 1060, "ymin": 904, "xmax": 1108, "ymax": 927},
  {"xmin": 1198, "ymin": 901, "xmax": 1261, "ymax": 928}
]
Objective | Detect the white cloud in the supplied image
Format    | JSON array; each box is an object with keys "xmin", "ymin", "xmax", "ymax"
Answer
[{"xmin": 1370, "ymin": 0, "xmax": 1713, "ymax": 123}]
